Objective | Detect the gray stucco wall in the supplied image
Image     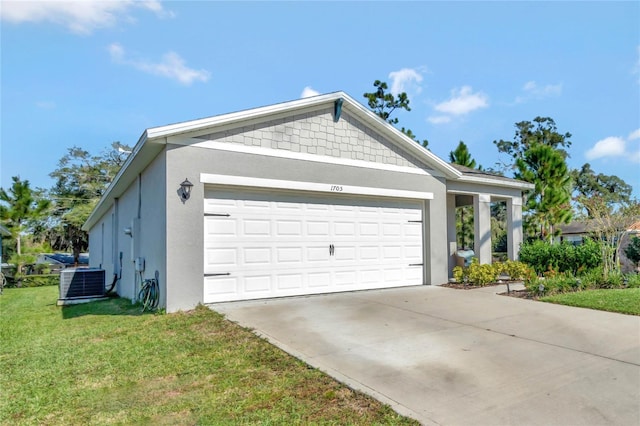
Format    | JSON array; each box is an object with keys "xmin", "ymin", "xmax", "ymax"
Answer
[
  {"xmin": 88, "ymin": 152, "xmax": 167, "ymax": 303},
  {"xmin": 164, "ymin": 144, "xmax": 448, "ymax": 312},
  {"xmin": 138, "ymin": 153, "xmax": 167, "ymax": 307}
]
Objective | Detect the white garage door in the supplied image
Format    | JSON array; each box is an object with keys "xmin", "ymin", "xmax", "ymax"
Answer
[{"xmin": 203, "ymin": 188, "xmax": 424, "ymax": 303}]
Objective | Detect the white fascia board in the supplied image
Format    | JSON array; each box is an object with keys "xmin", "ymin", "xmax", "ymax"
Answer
[
  {"xmin": 146, "ymin": 92, "xmax": 347, "ymax": 141},
  {"xmin": 457, "ymin": 175, "xmax": 535, "ymax": 190},
  {"xmin": 201, "ymin": 173, "xmax": 434, "ymax": 200}
]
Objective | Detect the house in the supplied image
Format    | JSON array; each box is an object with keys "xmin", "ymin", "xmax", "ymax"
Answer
[
  {"xmin": 36, "ymin": 253, "xmax": 90, "ymax": 272},
  {"xmin": 83, "ymin": 92, "xmax": 533, "ymax": 312}
]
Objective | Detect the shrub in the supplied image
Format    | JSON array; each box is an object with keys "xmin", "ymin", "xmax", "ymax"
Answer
[
  {"xmin": 452, "ymin": 266, "xmax": 465, "ymax": 283},
  {"xmin": 626, "ymin": 273, "xmax": 640, "ymax": 288},
  {"xmin": 501, "ymin": 260, "xmax": 531, "ymax": 280},
  {"xmin": 467, "ymin": 260, "xmax": 499, "ymax": 286},
  {"xmin": 11, "ymin": 274, "xmax": 59, "ymax": 288},
  {"xmin": 526, "ymin": 273, "xmax": 577, "ymax": 296},
  {"xmin": 575, "ymin": 239, "xmax": 602, "ymax": 272},
  {"xmin": 519, "ymin": 239, "xmax": 602, "ymax": 276}
]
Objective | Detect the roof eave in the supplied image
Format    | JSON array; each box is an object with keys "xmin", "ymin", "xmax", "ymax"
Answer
[{"xmin": 456, "ymin": 175, "xmax": 535, "ymax": 190}]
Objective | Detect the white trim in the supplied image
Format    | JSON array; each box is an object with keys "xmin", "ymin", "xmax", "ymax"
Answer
[
  {"xmin": 457, "ymin": 175, "xmax": 534, "ymax": 190},
  {"xmin": 180, "ymin": 139, "xmax": 435, "ymax": 177},
  {"xmin": 200, "ymin": 173, "xmax": 434, "ymax": 200},
  {"xmin": 147, "ymin": 93, "xmax": 343, "ymax": 139}
]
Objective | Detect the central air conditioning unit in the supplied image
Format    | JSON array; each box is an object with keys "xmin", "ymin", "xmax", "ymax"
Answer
[{"xmin": 59, "ymin": 268, "xmax": 106, "ymax": 300}]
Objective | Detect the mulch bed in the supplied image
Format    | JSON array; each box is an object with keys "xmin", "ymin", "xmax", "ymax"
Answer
[{"xmin": 441, "ymin": 281, "xmax": 538, "ymax": 299}]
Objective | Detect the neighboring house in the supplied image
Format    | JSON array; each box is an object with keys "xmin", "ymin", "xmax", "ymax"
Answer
[
  {"xmin": 36, "ymin": 253, "xmax": 90, "ymax": 272},
  {"xmin": 558, "ymin": 220, "xmax": 640, "ymax": 273},
  {"xmin": 83, "ymin": 92, "xmax": 533, "ymax": 312}
]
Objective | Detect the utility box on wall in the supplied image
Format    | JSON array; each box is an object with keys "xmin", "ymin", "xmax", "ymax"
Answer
[{"xmin": 59, "ymin": 268, "xmax": 106, "ymax": 301}]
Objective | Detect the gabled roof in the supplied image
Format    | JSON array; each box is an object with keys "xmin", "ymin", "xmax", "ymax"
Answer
[{"xmin": 84, "ymin": 92, "xmax": 528, "ymax": 230}]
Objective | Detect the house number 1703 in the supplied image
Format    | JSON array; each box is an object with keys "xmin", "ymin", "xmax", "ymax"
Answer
[{"xmin": 330, "ymin": 185, "xmax": 343, "ymax": 192}]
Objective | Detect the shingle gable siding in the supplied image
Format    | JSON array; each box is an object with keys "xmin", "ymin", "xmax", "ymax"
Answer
[{"xmin": 195, "ymin": 107, "xmax": 430, "ymax": 171}]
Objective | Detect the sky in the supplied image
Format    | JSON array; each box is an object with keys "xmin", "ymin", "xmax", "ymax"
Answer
[{"xmin": 1, "ymin": 1, "xmax": 639, "ymax": 198}]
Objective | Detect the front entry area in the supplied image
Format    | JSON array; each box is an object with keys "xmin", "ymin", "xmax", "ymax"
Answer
[{"xmin": 203, "ymin": 187, "xmax": 425, "ymax": 303}]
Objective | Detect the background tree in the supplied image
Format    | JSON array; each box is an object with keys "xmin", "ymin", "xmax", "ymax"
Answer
[
  {"xmin": 571, "ymin": 163, "xmax": 632, "ymax": 217},
  {"xmin": 363, "ymin": 80, "xmax": 429, "ymax": 147},
  {"xmin": 45, "ymin": 142, "xmax": 130, "ymax": 263},
  {"xmin": 493, "ymin": 116, "xmax": 572, "ymax": 172},
  {"xmin": 449, "ymin": 141, "xmax": 477, "ymax": 169},
  {"xmin": 495, "ymin": 118, "xmax": 573, "ymax": 241},
  {"xmin": 0, "ymin": 176, "xmax": 50, "ymax": 273},
  {"xmin": 516, "ymin": 143, "xmax": 572, "ymax": 241}
]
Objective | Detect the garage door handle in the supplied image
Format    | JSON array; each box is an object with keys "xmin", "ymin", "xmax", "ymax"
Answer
[
  {"xmin": 409, "ymin": 263, "xmax": 423, "ymax": 267},
  {"xmin": 205, "ymin": 273, "xmax": 231, "ymax": 277},
  {"xmin": 205, "ymin": 213, "xmax": 231, "ymax": 217},
  {"xmin": 329, "ymin": 244, "xmax": 334, "ymax": 256}
]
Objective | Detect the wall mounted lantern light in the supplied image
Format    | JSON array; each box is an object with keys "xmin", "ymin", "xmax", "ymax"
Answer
[{"xmin": 179, "ymin": 178, "xmax": 193, "ymax": 203}]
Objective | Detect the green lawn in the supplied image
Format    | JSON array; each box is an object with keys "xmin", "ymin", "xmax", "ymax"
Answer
[
  {"xmin": 541, "ymin": 288, "xmax": 640, "ymax": 315},
  {"xmin": 0, "ymin": 286, "xmax": 417, "ymax": 425}
]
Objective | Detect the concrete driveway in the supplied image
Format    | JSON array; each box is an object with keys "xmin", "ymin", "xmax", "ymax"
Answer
[{"xmin": 210, "ymin": 285, "xmax": 640, "ymax": 425}]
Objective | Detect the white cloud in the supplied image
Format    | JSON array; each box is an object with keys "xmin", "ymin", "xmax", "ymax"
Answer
[
  {"xmin": 0, "ymin": 1, "xmax": 172, "ymax": 35},
  {"xmin": 427, "ymin": 115, "xmax": 451, "ymax": 124},
  {"xmin": 388, "ymin": 68, "xmax": 423, "ymax": 96},
  {"xmin": 585, "ymin": 136, "xmax": 626, "ymax": 160},
  {"xmin": 523, "ymin": 80, "xmax": 562, "ymax": 97},
  {"xmin": 628, "ymin": 128, "xmax": 640, "ymax": 140},
  {"xmin": 514, "ymin": 80, "xmax": 562, "ymax": 104},
  {"xmin": 300, "ymin": 86, "xmax": 320, "ymax": 98},
  {"xmin": 434, "ymin": 86, "xmax": 488, "ymax": 116},
  {"xmin": 108, "ymin": 43, "xmax": 210, "ymax": 85}
]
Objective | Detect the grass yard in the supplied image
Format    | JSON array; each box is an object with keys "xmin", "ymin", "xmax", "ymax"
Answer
[
  {"xmin": 0, "ymin": 286, "xmax": 417, "ymax": 425},
  {"xmin": 541, "ymin": 288, "xmax": 640, "ymax": 316}
]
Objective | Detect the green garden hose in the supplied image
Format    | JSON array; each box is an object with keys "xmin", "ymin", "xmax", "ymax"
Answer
[{"xmin": 138, "ymin": 270, "xmax": 160, "ymax": 312}]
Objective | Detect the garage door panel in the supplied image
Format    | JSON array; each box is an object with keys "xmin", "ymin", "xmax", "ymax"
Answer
[
  {"xmin": 277, "ymin": 274, "xmax": 304, "ymax": 290},
  {"xmin": 244, "ymin": 247, "xmax": 271, "ymax": 264},
  {"xmin": 307, "ymin": 246, "xmax": 330, "ymax": 262},
  {"xmin": 205, "ymin": 217, "xmax": 237, "ymax": 236},
  {"xmin": 204, "ymin": 188, "xmax": 424, "ymax": 303},
  {"xmin": 334, "ymin": 245, "xmax": 356, "ymax": 261},
  {"xmin": 244, "ymin": 275, "xmax": 271, "ymax": 293},
  {"xmin": 335, "ymin": 270, "xmax": 357, "ymax": 286},
  {"xmin": 276, "ymin": 220, "xmax": 302, "ymax": 235},
  {"xmin": 243, "ymin": 219, "xmax": 271, "ymax": 236},
  {"xmin": 204, "ymin": 276, "xmax": 238, "ymax": 302},
  {"xmin": 276, "ymin": 247, "xmax": 303, "ymax": 263},
  {"xmin": 307, "ymin": 221, "xmax": 330, "ymax": 235},
  {"xmin": 308, "ymin": 272, "xmax": 331, "ymax": 288},
  {"xmin": 334, "ymin": 221, "xmax": 356, "ymax": 236}
]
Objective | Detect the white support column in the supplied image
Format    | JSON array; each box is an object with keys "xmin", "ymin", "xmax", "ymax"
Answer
[
  {"xmin": 447, "ymin": 194, "xmax": 458, "ymax": 275},
  {"xmin": 474, "ymin": 193, "xmax": 492, "ymax": 264},
  {"xmin": 507, "ymin": 196, "xmax": 523, "ymax": 261}
]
